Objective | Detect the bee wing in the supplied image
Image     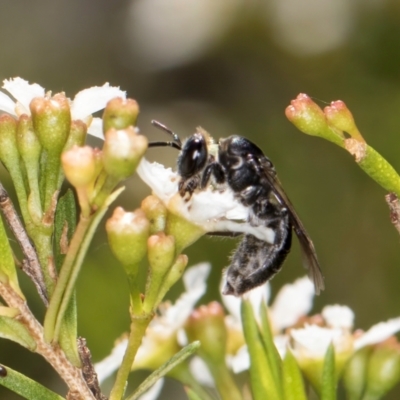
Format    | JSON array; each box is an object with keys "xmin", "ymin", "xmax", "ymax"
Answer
[{"xmin": 260, "ymin": 160, "xmax": 325, "ymax": 294}]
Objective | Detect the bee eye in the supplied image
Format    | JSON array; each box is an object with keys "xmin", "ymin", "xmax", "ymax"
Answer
[{"xmin": 178, "ymin": 134, "xmax": 208, "ymax": 178}]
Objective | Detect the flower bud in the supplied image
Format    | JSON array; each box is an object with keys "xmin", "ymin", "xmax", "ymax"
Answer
[
  {"xmin": 143, "ymin": 232, "xmax": 176, "ymax": 312},
  {"xmin": 166, "ymin": 195, "xmax": 206, "ymax": 253},
  {"xmin": 63, "ymin": 120, "xmax": 87, "ymax": 152},
  {"xmin": 16, "ymin": 115, "xmax": 41, "ymax": 168},
  {"xmin": 141, "ymin": 195, "xmax": 167, "ymax": 234},
  {"xmin": 102, "ymin": 98, "xmax": 139, "ymax": 133},
  {"xmin": 0, "ymin": 114, "xmax": 19, "ymax": 170},
  {"xmin": 102, "ymin": 127, "xmax": 148, "ymax": 180},
  {"xmin": 30, "ymin": 93, "xmax": 71, "ymax": 154},
  {"xmin": 364, "ymin": 338, "xmax": 400, "ymax": 399},
  {"xmin": 154, "ymin": 254, "xmax": 188, "ymax": 305},
  {"xmin": 286, "ymin": 94, "xmax": 345, "ymax": 147},
  {"xmin": 343, "ymin": 347, "xmax": 371, "ymax": 400},
  {"xmin": 62, "ymin": 146, "xmax": 97, "ymax": 189},
  {"xmin": 324, "ymin": 100, "xmax": 364, "ymax": 142},
  {"xmin": 106, "ymin": 207, "xmax": 150, "ymax": 267},
  {"xmin": 185, "ymin": 302, "xmax": 227, "ymax": 364}
]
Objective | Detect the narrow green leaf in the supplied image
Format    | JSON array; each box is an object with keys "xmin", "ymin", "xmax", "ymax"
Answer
[
  {"xmin": 185, "ymin": 386, "xmax": 204, "ymax": 400},
  {"xmin": 54, "ymin": 190, "xmax": 80, "ymax": 366},
  {"xmin": 125, "ymin": 341, "xmax": 201, "ymax": 400},
  {"xmin": 54, "ymin": 189, "xmax": 77, "ymax": 271},
  {"xmin": 0, "ymin": 364, "xmax": 64, "ymax": 400},
  {"xmin": 0, "ymin": 315, "xmax": 36, "ymax": 351},
  {"xmin": 44, "ymin": 187, "xmax": 124, "ymax": 343},
  {"xmin": 259, "ymin": 301, "xmax": 283, "ymax": 387},
  {"xmin": 321, "ymin": 344, "xmax": 336, "ymax": 400},
  {"xmin": 241, "ymin": 299, "xmax": 281, "ymax": 400},
  {"xmin": 282, "ymin": 350, "xmax": 307, "ymax": 400},
  {"xmin": 0, "ymin": 214, "xmax": 24, "ymax": 298}
]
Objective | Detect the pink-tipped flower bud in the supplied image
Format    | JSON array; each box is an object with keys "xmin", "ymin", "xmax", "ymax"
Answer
[
  {"xmin": 62, "ymin": 146, "xmax": 97, "ymax": 189},
  {"xmin": 106, "ymin": 207, "xmax": 150, "ymax": 267},
  {"xmin": 185, "ymin": 302, "xmax": 227, "ymax": 364},
  {"xmin": 364, "ymin": 338, "xmax": 400, "ymax": 399},
  {"xmin": 141, "ymin": 195, "xmax": 167, "ymax": 234},
  {"xmin": 286, "ymin": 94, "xmax": 344, "ymax": 147},
  {"xmin": 324, "ymin": 100, "xmax": 365, "ymax": 142},
  {"xmin": 102, "ymin": 126, "xmax": 148, "ymax": 180},
  {"xmin": 102, "ymin": 97, "xmax": 140, "ymax": 133},
  {"xmin": 30, "ymin": 93, "xmax": 71, "ymax": 154}
]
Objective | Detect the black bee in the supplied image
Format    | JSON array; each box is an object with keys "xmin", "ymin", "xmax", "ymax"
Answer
[{"xmin": 149, "ymin": 121, "xmax": 324, "ymax": 296}]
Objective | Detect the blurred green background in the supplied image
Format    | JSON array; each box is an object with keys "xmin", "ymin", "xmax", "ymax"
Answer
[{"xmin": 1, "ymin": 0, "xmax": 400, "ymax": 398}]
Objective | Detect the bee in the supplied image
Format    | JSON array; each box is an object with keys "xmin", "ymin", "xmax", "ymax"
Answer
[{"xmin": 149, "ymin": 120, "xmax": 324, "ymax": 296}]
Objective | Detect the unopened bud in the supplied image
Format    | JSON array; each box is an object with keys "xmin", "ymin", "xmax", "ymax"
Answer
[
  {"xmin": 102, "ymin": 127, "xmax": 148, "ymax": 180},
  {"xmin": 102, "ymin": 98, "xmax": 139, "ymax": 133},
  {"xmin": 364, "ymin": 338, "xmax": 400, "ymax": 399},
  {"xmin": 324, "ymin": 100, "xmax": 365, "ymax": 142},
  {"xmin": 63, "ymin": 120, "xmax": 87, "ymax": 152},
  {"xmin": 106, "ymin": 207, "xmax": 150, "ymax": 267},
  {"xmin": 141, "ymin": 195, "xmax": 167, "ymax": 234},
  {"xmin": 0, "ymin": 115, "xmax": 19, "ymax": 171},
  {"xmin": 30, "ymin": 93, "xmax": 71, "ymax": 154},
  {"xmin": 16, "ymin": 115, "xmax": 41, "ymax": 166},
  {"xmin": 286, "ymin": 94, "xmax": 344, "ymax": 147},
  {"xmin": 185, "ymin": 302, "xmax": 227, "ymax": 364},
  {"xmin": 62, "ymin": 146, "xmax": 97, "ymax": 189}
]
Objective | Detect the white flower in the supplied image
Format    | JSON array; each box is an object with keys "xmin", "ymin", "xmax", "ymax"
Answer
[
  {"xmin": 223, "ymin": 276, "xmax": 315, "ymax": 371},
  {"xmin": 0, "ymin": 77, "xmax": 126, "ymax": 139},
  {"xmin": 137, "ymin": 158, "xmax": 275, "ymax": 242},
  {"xmin": 290, "ymin": 324, "xmax": 353, "ymax": 360},
  {"xmin": 354, "ymin": 317, "xmax": 400, "ymax": 351},
  {"xmin": 94, "ymin": 262, "xmax": 210, "ymax": 383},
  {"xmin": 322, "ymin": 304, "xmax": 354, "ymax": 330}
]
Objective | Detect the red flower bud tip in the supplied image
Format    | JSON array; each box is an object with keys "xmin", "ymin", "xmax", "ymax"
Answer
[
  {"xmin": 324, "ymin": 100, "xmax": 365, "ymax": 142},
  {"xmin": 285, "ymin": 94, "xmax": 329, "ymax": 136},
  {"xmin": 62, "ymin": 146, "xmax": 97, "ymax": 188}
]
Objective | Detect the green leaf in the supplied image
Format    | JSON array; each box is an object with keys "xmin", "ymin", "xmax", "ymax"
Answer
[
  {"xmin": 54, "ymin": 190, "xmax": 80, "ymax": 366},
  {"xmin": 44, "ymin": 187, "xmax": 124, "ymax": 343},
  {"xmin": 54, "ymin": 189, "xmax": 77, "ymax": 271},
  {"xmin": 282, "ymin": 350, "xmax": 307, "ymax": 400},
  {"xmin": 0, "ymin": 315, "xmax": 36, "ymax": 351},
  {"xmin": 241, "ymin": 299, "xmax": 281, "ymax": 400},
  {"xmin": 0, "ymin": 213, "xmax": 24, "ymax": 298},
  {"xmin": 125, "ymin": 341, "xmax": 201, "ymax": 400},
  {"xmin": 259, "ymin": 301, "xmax": 283, "ymax": 389},
  {"xmin": 185, "ymin": 386, "xmax": 204, "ymax": 400},
  {"xmin": 0, "ymin": 364, "xmax": 64, "ymax": 400},
  {"xmin": 321, "ymin": 344, "xmax": 336, "ymax": 400}
]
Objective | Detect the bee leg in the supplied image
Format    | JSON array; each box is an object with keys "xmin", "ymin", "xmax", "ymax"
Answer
[
  {"xmin": 201, "ymin": 162, "xmax": 225, "ymax": 188},
  {"xmin": 223, "ymin": 217, "xmax": 292, "ymax": 296}
]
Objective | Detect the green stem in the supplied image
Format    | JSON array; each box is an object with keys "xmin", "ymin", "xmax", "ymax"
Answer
[
  {"xmin": 206, "ymin": 361, "xmax": 242, "ymax": 400},
  {"xmin": 109, "ymin": 314, "xmax": 153, "ymax": 400},
  {"xmin": 43, "ymin": 214, "xmax": 91, "ymax": 342},
  {"xmin": 44, "ymin": 187, "xmax": 123, "ymax": 342},
  {"xmin": 43, "ymin": 153, "xmax": 61, "ymax": 212}
]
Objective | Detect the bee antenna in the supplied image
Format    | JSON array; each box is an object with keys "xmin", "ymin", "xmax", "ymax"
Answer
[{"xmin": 151, "ymin": 120, "xmax": 182, "ymax": 148}]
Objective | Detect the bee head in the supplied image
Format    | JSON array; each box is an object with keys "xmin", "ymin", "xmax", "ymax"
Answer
[{"xmin": 177, "ymin": 132, "xmax": 208, "ymax": 178}]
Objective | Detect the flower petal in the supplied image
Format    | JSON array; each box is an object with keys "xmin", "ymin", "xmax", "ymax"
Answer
[
  {"xmin": 164, "ymin": 262, "xmax": 210, "ymax": 329},
  {"xmin": 354, "ymin": 317, "xmax": 400, "ymax": 350},
  {"xmin": 290, "ymin": 324, "xmax": 345, "ymax": 359},
  {"xmin": 138, "ymin": 378, "xmax": 164, "ymax": 400},
  {"xmin": 270, "ymin": 276, "xmax": 314, "ymax": 333},
  {"xmin": 137, "ymin": 158, "xmax": 179, "ymax": 203},
  {"xmin": 0, "ymin": 91, "xmax": 17, "ymax": 116},
  {"xmin": 322, "ymin": 304, "xmax": 354, "ymax": 330},
  {"xmin": 3, "ymin": 77, "xmax": 45, "ymax": 114},
  {"xmin": 87, "ymin": 117, "xmax": 104, "ymax": 139},
  {"xmin": 71, "ymin": 83, "xmax": 126, "ymax": 121},
  {"xmin": 228, "ymin": 344, "xmax": 250, "ymax": 373},
  {"xmin": 94, "ymin": 338, "xmax": 128, "ymax": 383},
  {"xmin": 189, "ymin": 356, "xmax": 215, "ymax": 386}
]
